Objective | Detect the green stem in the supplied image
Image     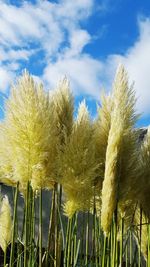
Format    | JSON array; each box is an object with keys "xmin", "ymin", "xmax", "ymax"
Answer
[
  {"xmin": 148, "ymin": 224, "xmax": 150, "ymax": 267},
  {"xmin": 111, "ymin": 222, "xmax": 113, "ymax": 263},
  {"xmin": 92, "ymin": 192, "xmax": 96, "ymax": 266},
  {"xmin": 85, "ymin": 211, "xmax": 89, "ymax": 266},
  {"xmin": 102, "ymin": 235, "xmax": 107, "ymax": 267},
  {"xmin": 54, "ymin": 184, "xmax": 58, "ymax": 267},
  {"xmin": 73, "ymin": 239, "xmax": 80, "ymax": 267},
  {"xmin": 59, "ymin": 184, "xmax": 62, "ymax": 206},
  {"xmin": 64, "ymin": 217, "xmax": 70, "ymax": 266},
  {"xmin": 4, "ymin": 249, "xmax": 7, "ymax": 267},
  {"xmin": 112, "ymin": 211, "xmax": 117, "ymax": 267},
  {"xmin": 106, "ymin": 233, "xmax": 110, "ymax": 267},
  {"xmin": 95, "ymin": 212, "xmax": 98, "ymax": 267},
  {"xmin": 116, "ymin": 240, "xmax": 119, "ymax": 266},
  {"xmin": 70, "ymin": 235, "xmax": 74, "ymax": 266},
  {"xmin": 24, "ymin": 182, "xmax": 30, "ymax": 267},
  {"xmin": 98, "ymin": 216, "xmax": 101, "ymax": 265},
  {"xmin": 30, "ymin": 189, "xmax": 35, "ymax": 266},
  {"xmin": 67, "ymin": 218, "xmax": 73, "ymax": 267},
  {"xmin": 81, "ymin": 213, "xmax": 85, "ymax": 264},
  {"xmin": 120, "ymin": 217, "xmax": 124, "ymax": 266},
  {"xmin": 126, "ymin": 232, "xmax": 128, "ymax": 267},
  {"xmin": 9, "ymin": 182, "xmax": 19, "ymax": 267},
  {"xmin": 17, "ymin": 241, "xmax": 23, "ymax": 267},
  {"xmin": 130, "ymin": 230, "xmax": 132, "ymax": 266},
  {"xmin": 39, "ymin": 188, "xmax": 42, "ymax": 267},
  {"xmin": 73, "ymin": 213, "xmax": 77, "ymax": 266},
  {"xmin": 138, "ymin": 207, "xmax": 142, "ymax": 267},
  {"xmin": 46, "ymin": 189, "xmax": 55, "ymax": 266}
]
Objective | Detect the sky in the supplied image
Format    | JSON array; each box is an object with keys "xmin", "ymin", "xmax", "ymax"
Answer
[{"xmin": 0, "ymin": 0, "xmax": 150, "ymax": 127}]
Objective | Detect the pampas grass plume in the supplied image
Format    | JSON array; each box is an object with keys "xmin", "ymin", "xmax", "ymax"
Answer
[
  {"xmin": 61, "ymin": 100, "xmax": 98, "ymax": 217},
  {"xmin": 51, "ymin": 78, "xmax": 74, "ymax": 145},
  {"xmin": 63, "ymin": 200, "xmax": 80, "ymax": 219},
  {"xmin": 93, "ymin": 92, "xmax": 113, "ymax": 197},
  {"xmin": 1, "ymin": 71, "xmax": 56, "ymax": 192},
  {"xmin": 101, "ymin": 65, "xmax": 137, "ymax": 234},
  {"xmin": 0, "ymin": 195, "xmax": 12, "ymax": 252}
]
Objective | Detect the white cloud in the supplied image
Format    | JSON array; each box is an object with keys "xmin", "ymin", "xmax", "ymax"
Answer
[
  {"xmin": 100, "ymin": 18, "xmax": 150, "ymax": 116},
  {"xmin": 43, "ymin": 54, "xmax": 103, "ymax": 96},
  {"xmin": 0, "ymin": 47, "xmax": 32, "ymax": 62},
  {"xmin": 67, "ymin": 29, "xmax": 91, "ymax": 56},
  {"xmin": 0, "ymin": 0, "xmax": 94, "ymax": 91},
  {"xmin": 124, "ymin": 18, "xmax": 150, "ymax": 115},
  {"xmin": 0, "ymin": 67, "xmax": 15, "ymax": 92},
  {"xmin": 1, "ymin": 0, "xmax": 150, "ymax": 118},
  {"xmin": 57, "ymin": 0, "xmax": 93, "ymax": 19},
  {"xmin": 46, "ymin": 15, "xmax": 150, "ymax": 116},
  {"xmin": 0, "ymin": 0, "xmax": 93, "ymax": 53}
]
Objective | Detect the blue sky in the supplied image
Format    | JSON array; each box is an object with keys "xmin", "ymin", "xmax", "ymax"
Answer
[{"xmin": 0, "ymin": 0, "xmax": 150, "ymax": 127}]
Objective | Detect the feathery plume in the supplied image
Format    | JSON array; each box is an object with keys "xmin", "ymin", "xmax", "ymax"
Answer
[
  {"xmin": 50, "ymin": 78, "xmax": 74, "ymax": 146},
  {"xmin": 0, "ymin": 71, "xmax": 57, "ymax": 192},
  {"xmin": 0, "ymin": 123, "xmax": 16, "ymax": 187},
  {"xmin": 94, "ymin": 92, "xmax": 113, "ymax": 174},
  {"xmin": 61, "ymin": 100, "xmax": 98, "ymax": 217},
  {"xmin": 50, "ymin": 78, "xmax": 74, "ymax": 182},
  {"xmin": 63, "ymin": 200, "xmax": 80, "ymax": 219},
  {"xmin": 93, "ymin": 92, "xmax": 113, "ymax": 205},
  {"xmin": 0, "ymin": 195, "xmax": 12, "ymax": 252},
  {"xmin": 101, "ymin": 65, "xmax": 138, "ymax": 234}
]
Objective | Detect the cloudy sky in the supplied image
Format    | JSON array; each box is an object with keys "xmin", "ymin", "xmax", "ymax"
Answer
[{"xmin": 0, "ymin": 0, "xmax": 150, "ymax": 126}]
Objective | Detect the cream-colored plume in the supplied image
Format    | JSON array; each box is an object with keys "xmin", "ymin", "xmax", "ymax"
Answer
[
  {"xmin": 101, "ymin": 65, "xmax": 138, "ymax": 234},
  {"xmin": 94, "ymin": 92, "xmax": 113, "ymax": 172},
  {"xmin": 0, "ymin": 71, "xmax": 57, "ymax": 192},
  {"xmin": 49, "ymin": 78, "xmax": 74, "ymax": 182},
  {"xmin": 93, "ymin": 92, "xmax": 113, "ymax": 200},
  {"xmin": 0, "ymin": 195, "xmax": 12, "ymax": 252},
  {"xmin": 61, "ymin": 100, "xmax": 98, "ymax": 217},
  {"xmin": 50, "ymin": 78, "xmax": 74, "ymax": 146}
]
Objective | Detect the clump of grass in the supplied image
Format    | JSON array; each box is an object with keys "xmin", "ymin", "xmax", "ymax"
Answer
[{"xmin": 0, "ymin": 65, "xmax": 150, "ymax": 267}]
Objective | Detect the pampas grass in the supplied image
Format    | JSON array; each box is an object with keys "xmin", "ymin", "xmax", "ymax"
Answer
[
  {"xmin": 101, "ymin": 65, "xmax": 138, "ymax": 234},
  {"xmin": 61, "ymin": 100, "xmax": 98, "ymax": 217},
  {"xmin": 0, "ymin": 65, "xmax": 150, "ymax": 266},
  {"xmin": 0, "ymin": 71, "xmax": 57, "ymax": 192},
  {"xmin": 0, "ymin": 195, "xmax": 12, "ymax": 252}
]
